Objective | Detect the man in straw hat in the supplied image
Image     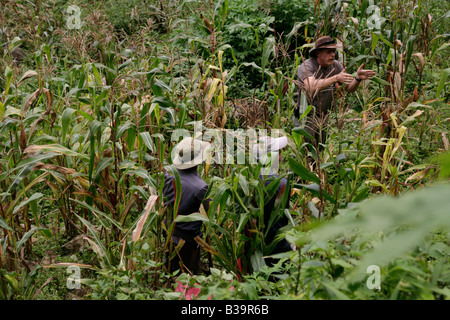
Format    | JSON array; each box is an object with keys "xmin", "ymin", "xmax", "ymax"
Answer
[
  {"xmin": 163, "ymin": 137, "xmax": 212, "ymax": 275},
  {"xmin": 294, "ymin": 35, "xmax": 376, "ymax": 153}
]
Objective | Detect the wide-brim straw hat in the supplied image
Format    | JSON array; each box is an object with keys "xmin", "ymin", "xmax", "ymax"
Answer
[
  {"xmin": 309, "ymin": 36, "xmax": 342, "ymax": 58},
  {"xmin": 172, "ymin": 137, "xmax": 211, "ymax": 170},
  {"xmin": 253, "ymin": 136, "xmax": 288, "ymax": 161}
]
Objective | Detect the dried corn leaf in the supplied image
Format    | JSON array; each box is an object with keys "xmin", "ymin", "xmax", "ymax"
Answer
[{"xmin": 132, "ymin": 194, "xmax": 158, "ymax": 242}]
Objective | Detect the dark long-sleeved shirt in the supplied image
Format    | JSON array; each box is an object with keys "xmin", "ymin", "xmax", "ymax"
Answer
[{"xmin": 163, "ymin": 167, "xmax": 210, "ymax": 234}]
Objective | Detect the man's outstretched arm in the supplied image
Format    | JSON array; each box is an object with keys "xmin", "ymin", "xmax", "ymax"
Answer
[{"xmin": 345, "ymin": 64, "xmax": 376, "ymax": 93}]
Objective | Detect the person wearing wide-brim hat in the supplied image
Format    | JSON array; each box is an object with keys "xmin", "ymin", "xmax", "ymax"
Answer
[
  {"xmin": 171, "ymin": 137, "xmax": 212, "ymax": 170},
  {"xmin": 294, "ymin": 35, "xmax": 376, "ymax": 155},
  {"xmin": 163, "ymin": 137, "xmax": 212, "ymax": 275},
  {"xmin": 253, "ymin": 135, "xmax": 293, "ymax": 265},
  {"xmin": 308, "ymin": 35, "xmax": 343, "ymax": 58}
]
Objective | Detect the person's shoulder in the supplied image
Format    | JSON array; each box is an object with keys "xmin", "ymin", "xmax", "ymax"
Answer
[
  {"xmin": 298, "ymin": 58, "xmax": 317, "ymax": 78},
  {"xmin": 181, "ymin": 169, "xmax": 207, "ymax": 188},
  {"xmin": 299, "ymin": 58, "xmax": 315, "ymax": 68},
  {"xmin": 333, "ymin": 60, "xmax": 344, "ymax": 69},
  {"xmin": 194, "ymin": 178, "xmax": 209, "ymax": 200},
  {"xmin": 197, "ymin": 176, "xmax": 208, "ymax": 189}
]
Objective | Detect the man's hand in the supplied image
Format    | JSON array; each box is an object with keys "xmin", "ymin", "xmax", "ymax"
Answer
[
  {"xmin": 344, "ymin": 64, "xmax": 376, "ymax": 92},
  {"xmin": 335, "ymin": 68, "xmax": 354, "ymax": 84},
  {"xmin": 356, "ymin": 63, "xmax": 376, "ymax": 80}
]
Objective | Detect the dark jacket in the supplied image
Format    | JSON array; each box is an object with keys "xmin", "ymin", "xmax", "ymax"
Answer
[{"xmin": 163, "ymin": 167, "xmax": 210, "ymax": 235}]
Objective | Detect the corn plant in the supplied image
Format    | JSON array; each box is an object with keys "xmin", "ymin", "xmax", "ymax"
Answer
[{"xmin": 174, "ymin": 154, "xmax": 293, "ymax": 277}]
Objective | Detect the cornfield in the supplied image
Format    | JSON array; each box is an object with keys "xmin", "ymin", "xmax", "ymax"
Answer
[{"xmin": 0, "ymin": 0, "xmax": 449, "ymax": 302}]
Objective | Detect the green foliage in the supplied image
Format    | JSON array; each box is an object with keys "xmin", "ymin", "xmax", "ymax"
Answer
[
  {"xmin": 283, "ymin": 182, "xmax": 450, "ymax": 300},
  {"xmin": 175, "ymin": 162, "xmax": 292, "ymax": 276},
  {"xmin": 0, "ymin": 266, "xmax": 42, "ymax": 300},
  {"xmin": 104, "ymin": 0, "xmax": 158, "ymax": 35},
  {"xmin": 86, "ymin": 253, "xmax": 170, "ymax": 300},
  {"xmin": 0, "ymin": 0, "xmax": 449, "ymax": 301}
]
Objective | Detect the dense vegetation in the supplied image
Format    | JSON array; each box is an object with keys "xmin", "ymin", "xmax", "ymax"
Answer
[{"xmin": 0, "ymin": 0, "xmax": 449, "ymax": 300}]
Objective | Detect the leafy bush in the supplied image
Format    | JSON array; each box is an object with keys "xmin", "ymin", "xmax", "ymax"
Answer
[{"xmin": 105, "ymin": 0, "xmax": 159, "ymax": 35}]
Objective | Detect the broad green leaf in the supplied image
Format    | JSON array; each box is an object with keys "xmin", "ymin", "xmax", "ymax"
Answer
[
  {"xmin": 8, "ymin": 163, "xmax": 36, "ymax": 193},
  {"xmin": 12, "ymin": 152, "xmax": 59, "ymax": 173},
  {"xmin": 39, "ymin": 228, "xmax": 52, "ymax": 239},
  {"xmin": 4, "ymin": 275, "xmax": 19, "ymax": 291},
  {"xmin": 61, "ymin": 108, "xmax": 77, "ymax": 143},
  {"xmin": 334, "ymin": 153, "xmax": 347, "ymax": 164},
  {"xmin": 293, "ymin": 126, "xmax": 314, "ymax": 141},
  {"xmin": 72, "ymin": 199, "xmax": 123, "ymax": 231},
  {"xmin": 352, "ymin": 186, "xmax": 370, "ymax": 203},
  {"xmin": 261, "ymin": 37, "xmax": 275, "ymax": 79},
  {"xmin": 16, "ymin": 226, "xmax": 42, "ymax": 251},
  {"xmin": 365, "ymin": 179, "xmax": 388, "ymax": 192},
  {"xmin": 91, "ymin": 63, "xmax": 102, "ymax": 86},
  {"xmin": 293, "ymin": 183, "xmax": 335, "ymax": 203},
  {"xmin": 7, "ymin": 36, "xmax": 22, "ymax": 53},
  {"xmin": 438, "ymin": 152, "xmax": 450, "ymax": 179},
  {"xmin": 94, "ymin": 157, "xmax": 113, "ymax": 181},
  {"xmin": 238, "ymin": 173, "xmax": 249, "ymax": 196},
  {"xmin": 13, "ymin": 192, "xmax": 43, "ymax": 214},
  {"xmin": 4, "ymin": 107, "xmax": 22, "ymax": 118},
  {"xmin": 4, "ymin": 172, "xmax": 50, "ymax": 217},
  {"xmin": 309, "ymin": 183, "xmax": 450, "ymax": 282},
  {"xmin": 127, "ymin": 168, "xmax": 156, "ymax": 189},
  {"xmin": 321, "ymin": 282, "xmax": 350, "ymax": 300},
  {"xmin": 139, "ymin": 132, "xmax": 155, "ymax": 152},
  {"xmin": 436, "ymin": 68, "xmax": 450, "ymax": 97},
  {"xmin": 288, "ymin": 158, "xmax": 320, "ymax": 184},
  {"xmin": 371, "ymin": 32, "xmax": 379, "ymax": 54},
  {"xmin": 242, "ymin": 62, "xmax": 274, "ymax": 77},
  {"xmin": 371, "ymin": 77, "xmax": 391, "ymax": 86},
  {"xmin": 164, "ymin": 165, "xmax": 182, "ymax": 220},
  {"xmin": 175, "ymin": 213, "xmax": 228, "ymax": 235},
  {"xmin": 154, "ymin": 79, "xmax": 172, "ymax": 93},
  {"xmin": 0, "ymin": 215, "xmax": 13, "ymax": 231},
  {"xmin": 307, "ymin": 201, "xmax": 320, "ymax": 219},
  {"xmin": 250, "ymin": 250, "xmax": 266, "ymax": 272},
  {"xmin": 347, "ymin": 55, "xmax": 376, "ymax": 70},
  {"xmin": 74, "ymin": 213, "xmax": 110, "ymax": 267}
]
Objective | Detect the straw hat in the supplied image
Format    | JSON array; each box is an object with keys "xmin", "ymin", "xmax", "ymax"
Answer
[
  {"xmin": 309, "ymin": 36, "xmax": 342, "ymax": 58},
  {"xmin": 172, "ymin": 137, "xmax": 211, "ymax": 170},
  {"xmin": 253, "ymin": 136, "xmax": 288, "ymax": 161}
]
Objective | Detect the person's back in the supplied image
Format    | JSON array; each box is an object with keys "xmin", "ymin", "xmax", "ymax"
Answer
[
  {"xmin": 163, "ymin": 167, "xmax": 208, "ymax": 235},
  {"xmin": 163, "ymin": 137, "xmax": 211, "ymax": 275},
  {"xmin": 254, "ymin": 136, "xmax": 293, "ymax": 265}
]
